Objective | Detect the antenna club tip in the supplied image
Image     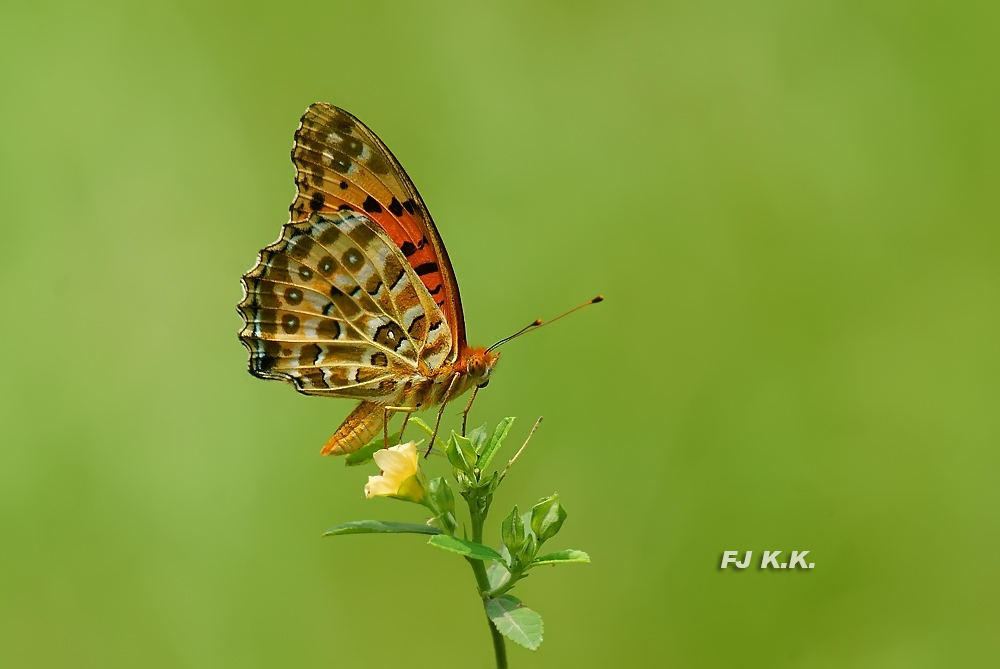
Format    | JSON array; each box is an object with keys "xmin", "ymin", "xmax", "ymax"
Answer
[
  {"xmin": 592, "ymin": 295, "xmax": 604, "ymax": 303},
  {"xmin": 532, "ymin": 318, "xmax": 543, "ymax": 326}
]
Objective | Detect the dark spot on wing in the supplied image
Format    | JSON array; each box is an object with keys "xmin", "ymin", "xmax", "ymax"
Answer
[
  {"xmin": 388, "ymin": 197, "xmax": 404, "ymax": 217},
  {"xmin": 317, "ymin": 318, "xmax": 341, "ymax": 340},
  {"xmin": 300, "ymin": 343, "xmax": 321, "ymax": 366},
  {"xmin": 390, "ymin": 268, "xmax": 406, "ymax": 290},
  {"xmin": 374, "ymin": 322, "xmax": 405, "ymax": 351},
  {"xmin": 281, "ymin": 313, "xmax": 300, "ymax": 334},
  {"xmin": 362, "ymin": 196, "xmax": 382, "ymax": 214},
  {"xmin": 407, "ymin": 313, "xmax": 426, "ymax": 338}
]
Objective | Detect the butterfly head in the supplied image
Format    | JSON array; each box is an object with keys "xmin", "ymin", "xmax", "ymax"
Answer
[{"xmin": 462, "ymin": 347, "xmax": 499, "ymax": 389}]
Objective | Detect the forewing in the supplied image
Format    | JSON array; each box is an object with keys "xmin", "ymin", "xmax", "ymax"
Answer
[
  {"xmin": 289, "ymin": 102, "xmax": 467, "ymax": 352},
  {"xmin": 238, "ymin": 210, "xmax": 453, "ymax": 399}
]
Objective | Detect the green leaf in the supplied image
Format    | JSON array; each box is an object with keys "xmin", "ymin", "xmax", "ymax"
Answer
[
  {"xmin": 427, "ymin": 535, "xmax": 504, "ymax": 561},
  {"xmin": 445, "ymin": 432, "xmax": 477, "ymax": 473},
  {"xmin": 478, "ymin": 417, "xmax": 515, "ymax": 470},
  {"xmin": 530, "ymin": 549, "xmax": 591, "ymax": 566},
  {"xmin": 486, "ymin": 561, "xmax": 511, "ymax": 591},
  {"xmin": 480, "ymin": 470, "xmax": 499, "ymax": 494},
  {"xmin": 485, "ymin": 595, "xmax": 544, "ymax": 650},
  {"xmin": 323, "ymin": 520, "xmax": 443, "ymax": 536},
  {"xmin": 344, "ymin": 432, "xmax": 401, "ymax": 466},
  {"xmin": 467, "ymin": 423, "xmax": 489, "ymax": 453},
  {"xmin": 410, "ymin": 416, "xmax": 434, "ymax": 436},
  {"xmin": 499, "ymin": 542, "xmax": 512, "ymax": 566}
]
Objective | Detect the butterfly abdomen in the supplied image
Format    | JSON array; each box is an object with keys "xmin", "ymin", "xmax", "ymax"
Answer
[{"xmin": 321, "ymin": 401, "xmax": 385, "ymax": 455}]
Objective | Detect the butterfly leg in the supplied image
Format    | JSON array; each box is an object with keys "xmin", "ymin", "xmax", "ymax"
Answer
[
  {"xmin": 381, "ymin": 405, "xmax": 419, "ymax": 449},
  {"xmin": 424, "ymin": 373, "xmax": 461, "ymax": 458},
  {"xmin": 399, "ymin": 403, "xmax": 421, "ymax": 442},
  {"xmin": 460, "ymin": 386, "xmax": 481, "ymax": 437}
]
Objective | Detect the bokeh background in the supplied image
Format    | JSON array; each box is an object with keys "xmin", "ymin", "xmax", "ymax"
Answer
[{"xmin": 2, "ymin": 1, "xmax": 998, "ymax": 667}]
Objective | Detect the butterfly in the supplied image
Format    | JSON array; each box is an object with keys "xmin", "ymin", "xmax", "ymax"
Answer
[{"xmin": 238, "ymin": 103, "xmax": 498, "ymax": 455}]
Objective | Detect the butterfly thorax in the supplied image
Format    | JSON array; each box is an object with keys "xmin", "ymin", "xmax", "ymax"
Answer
[{"xmin": 404, "ymin": 346, "xmax": 498, "ymax": 408}]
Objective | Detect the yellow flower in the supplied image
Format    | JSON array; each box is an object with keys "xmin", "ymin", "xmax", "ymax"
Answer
[{"xmin": 365, "ymin": 441, "xmax": 426, "ymax": 503}]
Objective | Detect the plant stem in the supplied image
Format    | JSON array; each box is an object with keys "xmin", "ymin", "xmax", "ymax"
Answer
[{"xmin": 468, "ymin": 499, "xmax": 507, "ymax": 668}]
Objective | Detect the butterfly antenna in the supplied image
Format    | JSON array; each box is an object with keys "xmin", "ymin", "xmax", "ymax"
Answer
[{"xmin": 486, "ymin": 295, "xmax": 603, "ymax": 353}]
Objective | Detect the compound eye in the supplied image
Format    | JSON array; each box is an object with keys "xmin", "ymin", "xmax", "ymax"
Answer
[{"xmin": 477, "ymin": 380, "xmax": 490, "ymax": 389}]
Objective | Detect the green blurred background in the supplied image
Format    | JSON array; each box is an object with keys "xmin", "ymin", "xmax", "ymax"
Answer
[{"xmin": 2, "ymin": 1, "xmax": 998, "ymax": 666}]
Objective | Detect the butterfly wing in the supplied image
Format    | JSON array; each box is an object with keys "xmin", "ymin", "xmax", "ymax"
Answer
[
  {"xmin": 238, "ymin": 210, "xmax": 453, "ymax": 399},
  {"xmin": 289, "ymin": 102, "xmax": 467, "ymax": 353}
]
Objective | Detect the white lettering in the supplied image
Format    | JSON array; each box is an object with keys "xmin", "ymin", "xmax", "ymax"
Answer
[
  {"xmin": 789, "ymin": 551, "xmax": 810, "ymax": 568},
  {"xmin": 720, "ymin": 551, "xmax": 740, "ymax": 568},
  {"xmin": 760, "ymin": 551, "xmax": 781, "ymax": 569}
]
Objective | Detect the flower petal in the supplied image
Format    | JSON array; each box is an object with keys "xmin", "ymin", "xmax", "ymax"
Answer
[
  {"xmin": 365, "ymin": 475, "xmax": 396, "ymax": 498},
  {"xmin": 373, "ymin": 441, "xmax": 418, "ymax": 479}
]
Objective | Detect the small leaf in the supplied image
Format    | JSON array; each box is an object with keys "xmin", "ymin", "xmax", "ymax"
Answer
[
  {"xmin": 324, "ymin": 520, "xmax": 442, "ymax": 536},
  {"xmin": 486, "ymin": 561, "xmax": 511, "ymax": 590},
  {"xmin": 485, "ymin": 595, "xmax": 544, "ymax": 650},
  {"xmin": 427, "ymin": 535, "xmax": 504, "ymax": 562},
  {"xmin": 408, "ymin": 417, "xmax": 446, "ymax": 451},
  {"xmin": 410, "ymin": 416, "xmax": 434, "ymax": 436},
  {"xmin": 445, "ymin": 433, "xmax": 476, "ymax": 473},
  {"xmin": 344, "ymin": 433, "xmax": 401, "ymax": 466},
  {"xmin": 468, "ymin": 423, "xmax": 489, "ymax": 453},
  {"xmin": 479, "ymin": 470, "xmax": 500, "ymax": 494},
  {"xmin": 530, "ymin": 549, "xmax": 591, "ymax": 566},
  {"xmin": 478, "ymin": 417, "xmax": 515, "ymax": 470}
]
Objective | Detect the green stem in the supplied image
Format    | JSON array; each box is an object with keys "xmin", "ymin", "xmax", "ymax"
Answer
[{"xmin": 468, "ymin": 500, "xmax": 507, "ymax": 668}]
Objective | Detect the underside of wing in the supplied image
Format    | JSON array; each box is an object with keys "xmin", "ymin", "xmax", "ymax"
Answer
[
  {"xmin": 238, "ymin": 210, "xmax": 453, "ymax": 399},
  {"xmin": 288, "ymin": 102, "xmax": 468, "ymax": 349}
]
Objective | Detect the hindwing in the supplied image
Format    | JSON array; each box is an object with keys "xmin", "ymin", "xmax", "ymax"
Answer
[{"xmin": 238, "ymin": 210, "xmax": 453, "ymax": 399}]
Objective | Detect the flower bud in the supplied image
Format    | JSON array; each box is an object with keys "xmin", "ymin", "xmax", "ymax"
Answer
[
  {"xmin": 427, "ymin": 477, "xmax": 455, "ymax": 516},
  {"xmin": 501, "ymin": 505, "xmax": 527, "ymax": 556},
  {"xmin": 515, "ymin": 533, "xmax": 538, "ymax": 567},
  {"xmin": 530, "ymin": 495, "xmax": 567, "ymax": 543}
]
